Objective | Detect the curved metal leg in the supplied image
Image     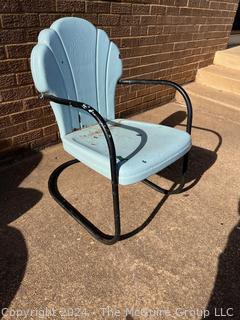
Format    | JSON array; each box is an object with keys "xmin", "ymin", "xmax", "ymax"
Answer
[
  {"xmin": 48, "ymin": 154, "xmax": 189, "ymax": 245},
  {"xmin": 48, "ymin": 159, "xmax": 120, "ymax": 245}
]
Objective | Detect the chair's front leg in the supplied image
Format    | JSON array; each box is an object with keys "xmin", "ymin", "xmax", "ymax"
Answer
[{"xmin": 48, "ymin": 158, "xmax": 121, "ymax": 244}]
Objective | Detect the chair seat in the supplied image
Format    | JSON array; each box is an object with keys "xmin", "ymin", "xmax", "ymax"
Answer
[{"xmin": 62, "ymin": 119, "xmax": 191, "ymax": 185}]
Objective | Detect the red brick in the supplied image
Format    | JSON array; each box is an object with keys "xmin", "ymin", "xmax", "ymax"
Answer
[
  {"xmin": 0, "ymin": 74, "xmax": 16, "ymax": 89},
  {"xmin": 43, "ymin": 123, "xmax": 58, "ymax": 136},
  {"xmin": 0, "ymin": 46, "xmax": 6, "ymax": 60},
  {"xmin": 0, "ymin": 101, "xmax": 23, "ymax": 116},
  {"xmin": 142, "ymin": 93, "xmax": 156, "ymax": 103},
  {"xmin": 1, "ymin": 14, "xmax": 39, "ymax": 29},
  {"xmin": 42, "ymin": 106, "xmax": 54, "ymax": 117},
  {"xmin": 24, "ymin": 28, "xmax": 41, "ymax": 42},
  {"xmin": 131, "ymin": 26, "xmax": 148, "ymax": 36},
  {"xmin": 132, "ymin": 4, "xmax": 150, "ymax": 14},
  {"xmin": 118, "ymin": 97, "xmax": 142, "ymax": 112},
  {"xmin": 166, "ymin": 6, "xmax": 180, "ymax": 15},
  {"xmin": 74, "ymin": 14, "xmax": 98, "ymax": 26},
  {"xmin": 175, "ymin": 0, "xmax": 188, "ymax": 6},
  {"xmin": 121, "ymin": 38, "xmax": 139, "ymax": 48},
  {"xmin": 0, "ymin": 116, "xmax": 11, "ymax": 129},
  {"xmin": 151, "ymin": 6, "xmax": 166, "ymax": 15},
  {"xmin": 16, "ymin": 72, "xmax": 33, "ymax": 85},
  {"xmin": 140, "ymin": 36, "xmax": 157, "ymax": 46},
  {"xmin": 0, "ymin": 1, "xmax": 21, "ymax": 13},
  {"xmin": 0, "ymin": 59, "xmax": 28, "ymax": 75},
  {"xmin": 158, "ymin": 0, "xmax": 175, "ymax": 5},
  {"xmin": 111, "ymin": 3, "xmax": 132, "ymax": 14},
  {"xmin": 39, "ymin": 14, "xmax": 63, "ymax": 27},
  {"xmin": 56, "ymin": 0, "xmax": 84, "ymax": 12},
  {"xmin": 0, "ymin": 29, "xmax": 25, "ymax": 45},
  {"xmin": 13, "ymin": 128, "xmax": 42, "ymax": 145},
  {"xmin": 6, "ymin": 43, "xmax": 34, "ymax": 59},
  {"xmin": 141, "ymin": 15, "xmax": 157, "ymax": 25},
  {"xmin": 111, "ymin": 26, "xmax": 131, "ymax": 37},
  {"xmin": 1, "ymin": 85, "xmax": 35, "ymax": 102},
  {"xmin": 0, "ymin": 123, "xmax": 27, "ymax": 139},
  {"xmin": 129, "ymin": 63, "xmax": 160, "ymax": 77},
  {"xmin": 98, "ymin": 14, "xmax": 120, "ymax": 26},
  {"xmin": 122, "ymin": 43, "xmax": 174, "ymax": 59},
  {"xmin": 156, "ymin": 15, "xmax": 173, "ymax": 24},
  {"xmin": 120, "ymin": 15, "xmax": 140, "ymax": 26},
  {"xmin": 11, "ymin": 109, "xmax": 43, "ymax": 124},
  {"xmin": 122, "ymin": 57, "xmax": 141, "ymax": 68},
  {"xmin": 116, "ymin": 86, "xmax": 129, "ymax": 97},
  {"xmin": 86, "ymin": 2, "xmax": 110, "ymax": 13},
  {"xmin": 180, "ymin": 7, "xmax": 193, "ymax": 16},
  {"xmin": 189, "ymin": 0, "xmax": 209, "ymax": 8},
  {"xmin": 20, "ymin": 0, "xmax": 56, "ymax": 12},
  {"xmin": 120, "ymin": 91, "xmax": 137, "ymax": 103},
  {"xmin": 140, "ymin": 53, "xmax": 171, "ymax": 65},
  {"xmin": 23, "ymin": 96, "xmax": 47, "ymax": 110},
  {"xmin": 148, "ymin": 25, "xmax": 164, "ymax": 35},
  {"xmin": 136, "ymin": 88, "xmax": 151, "ymax": 98},
  {"xmin": 27, "ymin": 115, "xmax": 55, "ymax": 130}
]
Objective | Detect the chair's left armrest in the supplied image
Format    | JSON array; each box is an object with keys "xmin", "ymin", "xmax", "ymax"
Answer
[
  {"xmin": 118, "ymin": 79, "xmax": 193, "ymax": 134},
  {"xmin": 41, "ymin": 93, "xmax": 118, "ymax": 183}
]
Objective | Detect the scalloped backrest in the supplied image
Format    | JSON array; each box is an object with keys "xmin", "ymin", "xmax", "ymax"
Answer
[{"xmin": 30, "ymin": 17, "xmax": 122, "ymax": 137}]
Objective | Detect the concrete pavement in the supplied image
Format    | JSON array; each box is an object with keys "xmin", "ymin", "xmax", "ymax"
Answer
[{"xmin": 0, "ymin": 97, "xmax": 240, "ymax": 319}]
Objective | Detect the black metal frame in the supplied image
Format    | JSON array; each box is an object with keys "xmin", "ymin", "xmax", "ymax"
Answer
[{"xmin": 43, "ymin": 79, "xmax": 193, "ymax": 245}]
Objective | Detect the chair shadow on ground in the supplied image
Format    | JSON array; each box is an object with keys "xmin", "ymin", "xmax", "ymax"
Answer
[
  {"xmin": 158, "ymin": 111, "xmax": 222, "ymax": 192},
  {"xmin": 55, "ymin": 110, "xmax": 222, "ymax": 242},
  {"xmin": 202, "ymin": 200, "xmax": 240, "ymax": 320},
  {"xmin": 0, "ymin": 151, "xmax": 43, "ymax": 318},
  {"xmin": 120, "ymin": 110, "xmax": 222, "ymax": 240}
]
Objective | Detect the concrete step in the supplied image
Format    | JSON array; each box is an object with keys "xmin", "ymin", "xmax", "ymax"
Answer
[
  {"xmin": 196, "ymin": 65, "xmax": 240, "ymax": 95},
  {"xmin": 175, "ymin": 82, "xmax": 240, "ymax": 123},
  {"xmin": 214, "ymin": 46, "xmax": 240, "ymax": 70}
]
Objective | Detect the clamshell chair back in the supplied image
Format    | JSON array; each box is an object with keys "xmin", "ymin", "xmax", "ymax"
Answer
[{"xmin": 31, "ymin": 17, "xmax": 122, "ymax": 137}]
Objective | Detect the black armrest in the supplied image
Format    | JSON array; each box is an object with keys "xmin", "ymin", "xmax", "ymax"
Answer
[
  {"xmin": 118, "ymin": 79, "xmax": 193, "ymax": 134},
  {"xmin": 41, "ymin": 93, "xmax": 118, "ymax": 184}
]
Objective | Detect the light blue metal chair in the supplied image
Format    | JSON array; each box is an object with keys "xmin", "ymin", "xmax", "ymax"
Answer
[{"xmin": 30, "ymin": 17, "xmax": 192, "ymax": 245}]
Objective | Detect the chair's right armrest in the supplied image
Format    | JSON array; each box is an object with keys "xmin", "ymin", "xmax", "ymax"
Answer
[{"xmin": 118, "ymin": 79, "xmax": 193, "ymax": 134}]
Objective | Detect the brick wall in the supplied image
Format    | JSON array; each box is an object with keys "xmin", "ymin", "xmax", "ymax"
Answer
[{"xmin": 0, "ymin": 0, "xmax": 238, "ymax": 157}]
